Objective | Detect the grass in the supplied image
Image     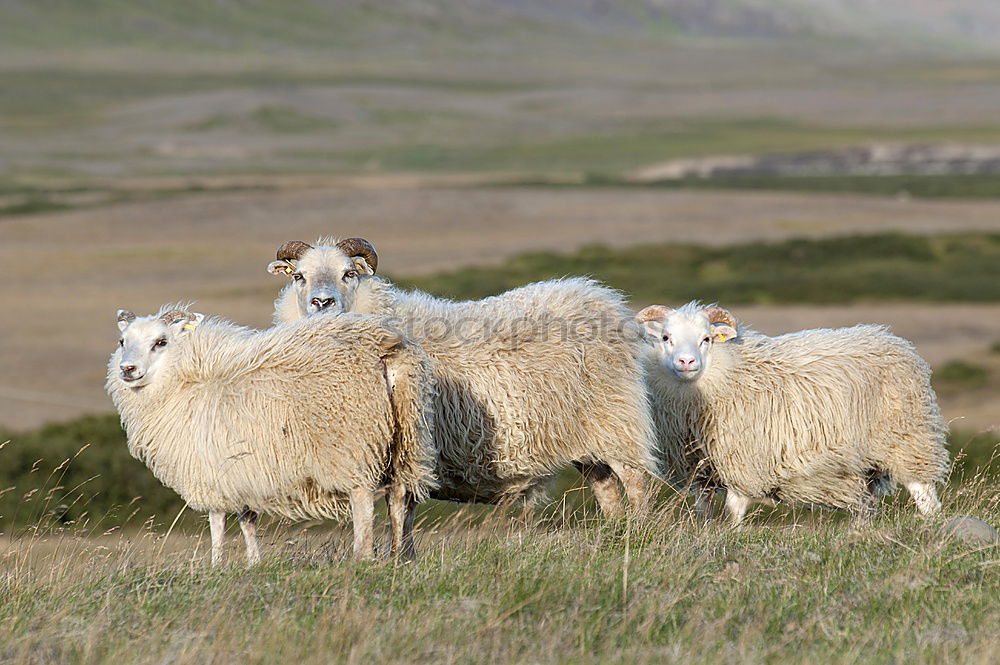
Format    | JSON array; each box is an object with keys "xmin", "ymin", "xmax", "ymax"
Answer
[
  {"xmin": 933, "ymin": 361, "xmax": 991, "ymax": 394},
  {"xmin": 0, "ymin": 182, "xmax": 274, "ymax": 218},
  {"xmin": 0, "ymin": 479, "xmax": 996, "ymax": 665},
  {"xmin": 185, "ymin": 106, "xmax": 339, "ymax": 134},
  {"xmin": 400, "ymin": 232, "xmax": 1000, "ymax": 305},
  {"xmin": 580, "ymin": 173, "xmax": 1000, "ymax": 199},
  {"xmin": 0, "ymin": 415, "xmax": 995, "ymax": 664},
  {"xmin": 0, "ymin": 197, "xmax": 72, "ymax": 216},
  {"xmin": 334, "ymin": 119, "xmax": 1000, "ymax": 175}
]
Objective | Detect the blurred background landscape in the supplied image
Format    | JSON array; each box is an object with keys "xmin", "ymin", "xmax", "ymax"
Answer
[{"xmin": 1, "ymin": 0, "xmax": 999, "ymax": 526}]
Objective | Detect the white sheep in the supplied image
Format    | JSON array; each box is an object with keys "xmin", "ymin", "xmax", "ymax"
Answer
[
  {"xmin": 266, "ymin": 238, "xmax": 657, "ymax": 515},
  {"xmin": 637, "ymin": 302, "xmax": 950, "ymax": 524},
  {"xmin": 107, "ymin": 305, "xmax": 437, "ymax": 564}
]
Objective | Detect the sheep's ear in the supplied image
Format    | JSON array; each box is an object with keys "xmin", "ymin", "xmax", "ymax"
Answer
[
  {"xmin": 116, "ymin": 309, "xmax": 135, "ymax": 331},
  {"xmin": 635, "ymin": 305, "xmax": 671, "ymax": 340},
  {"xmin": 267, "ymin": 260, "xmax": 295, "ymax": 277},
  {"xmin": 352, "ymin": 256, "xmax": 375, "ymax": 276},
  {"xmin": 640, "ymin": 319, "xmax": 664, "ymax": 339},
  {"xmin": 711, "ymin": 323, "xmax": 737, "ymax": 343},
  {"xmin": 176, "ymin": 312, "xmax": 204, "ymax": 334}
]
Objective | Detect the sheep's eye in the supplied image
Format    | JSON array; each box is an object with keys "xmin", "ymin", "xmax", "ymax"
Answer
[
  {"xmin": 292, "ymin": 273, "xmax": 304, "ymax": 282},
  {"xmin": 343, "ymin": 270, "xmax": 358, "ymax": 281},
  {"xmin": 662, "ymin": 334, "xmax": 670, "ymax": 342},
  {"xmin": 702, "ymin": 337, "xmax": 711, "ymax": 345},
  {"xmin": 153, "ymin": 338, "xmax": 167, "ymax": 349}
]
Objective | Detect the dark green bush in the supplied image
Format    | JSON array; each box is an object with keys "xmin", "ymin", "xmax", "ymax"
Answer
[
  {"xmin": 0, "ymin": 414, "xmax": 184, "ymax": 531},
  {"xmin": 399, "ymin": 232, "xmax": 1000, "ymax": 305},
  {"xmin": 933, "ymin": 361, "xmax": 990, "ymax": 392}
]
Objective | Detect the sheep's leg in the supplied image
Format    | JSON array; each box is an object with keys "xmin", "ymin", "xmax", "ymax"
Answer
[
  {"xmin": 349, "ymin": 487, "xmax": 376, "ymax": 560},
  {"xmin": 850, "ymin": 489, "xmax": 880, "ymax": 527},
  {"xmin": 387, "ymin": 483, "xmax": 417, "ymax": 562},
  {"xmin": 576, "ymin": 461, "xmax": 623, "ymax": 517},
  {"xmin": 693, "ymin": 485, "xmax": 715, "ymax": 521},
  {"xmin": 238, "ymin": 509, "xmax": 262, "ymax": 566},
  {"xmin": 724, "ymin": 489, "xmax": 751, "ymax": 526},
  {"xmin": 209, "ymin": 511, "xmax": 225, "ymax": 566},
  {"xmin": 608, "ymin": 461, "xmax": 651, "ymax": 518},
  {"xmin": 904, "ymin": 481, "xmax": 941, "ymax": 515}
]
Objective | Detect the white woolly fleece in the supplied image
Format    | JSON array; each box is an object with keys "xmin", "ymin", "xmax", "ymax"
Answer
[
  {"xmin": 107, "ymin": 312, "xmax": 437, "ymax": 520},
  {"xmin": 277, "ymin": 274, "xmax": 658, "ymax": 505},
  {"xmin": 647, "ymin": 320, "xmax": 949, "ymax": 514}
]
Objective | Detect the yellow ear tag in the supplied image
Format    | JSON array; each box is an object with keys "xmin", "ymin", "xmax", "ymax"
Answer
[
  {"xmin": 183, "ymin": 322, "xmax": 199, "ymax": 331},
  {"xmin": 715, "ymin": 333, "xmax": 727, "ymax": 343}
]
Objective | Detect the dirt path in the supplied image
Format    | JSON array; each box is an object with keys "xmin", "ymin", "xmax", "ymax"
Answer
[{"xmin": 1, "ymin": 186, "xmax": 998, "ymax": 431}]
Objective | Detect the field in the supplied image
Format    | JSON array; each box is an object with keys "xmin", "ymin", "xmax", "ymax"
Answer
[
  {"xmin": 1, "ymin": 477, "xmax": 998, "ymax": 665},
  {"xmin": 1, "ymin": 2, "xmax": 999, "ymax": 663}
]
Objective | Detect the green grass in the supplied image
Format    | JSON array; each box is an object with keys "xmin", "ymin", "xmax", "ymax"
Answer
[
  {"xmin": 0, "ymin": 415, "xmax": 185, "ymax": 531},
  {"xmin": 184, "ymin": 106, "xmax": 339, "ymax": 134},
  {"xmin": 336, "ymin": 119, "xmax": 1000, "ymax": 175},
  {"xmin": 582, "ymin": 173, "xmax": 1000, "ymax": 199},
  {"xmin": 399, "ymin": 232, "xmax": 1000, "ymax": 305},
  {"xmin": 0, "ymin": 197, "xmax": 72, "ymax": 216},
  {"xmin": 933, "ymin": 361, "xmax": 991, "ymax": 394},
  {"xmin": 0, "ymin": 487, "xmax": 996, "ymax": 665},
  {"xmin": 0, "ymin": 182, "xmax": 275, "ymax": 218}
]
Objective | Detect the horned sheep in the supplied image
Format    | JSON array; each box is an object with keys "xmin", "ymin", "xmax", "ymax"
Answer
[
  {"xmin": 107, "ymin": 305, "xmax": 437, "ymax": 564},
  {"xmin": 266, "ymin": 238, "xmax": 658, "ymax": 515},
  {"xmin": 637, "ymin": 302, "xmax": 949, "ymax": 524}
]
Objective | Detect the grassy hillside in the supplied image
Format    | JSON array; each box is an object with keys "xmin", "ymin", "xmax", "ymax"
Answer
[
  {"xmin": 577, "ymin": 173, "xmax": 1000, "ymax": 199},
  {"xmin": 3, "ymin": 2, "xmax": 1000, "ymax": 182},
  {"xmin": 1, "ymin": 489, "xmax": 997, "ymax": 664},
  {"xmin": 2, "ymin": 1, "xmax": 999, "ymax": 53}
]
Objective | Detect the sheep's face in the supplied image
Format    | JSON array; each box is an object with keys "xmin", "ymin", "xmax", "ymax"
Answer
[
  {"xmin": 637, "ymin": 303, "xmax": 737, "ymax": 382},
  {"xmin": 268, "ymin": 245, "xmax": 375, "ymax": 318},
  {"xmin": 113, "ymin": 309, "xmax": 203, "ymax": 388}
]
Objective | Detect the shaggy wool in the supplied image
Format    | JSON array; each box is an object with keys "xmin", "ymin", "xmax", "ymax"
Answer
[
  {"xmin": 646, "ymin": 312, "xmax": 950, "ymax": 513},
  {"xmin": 276, "ymin": 272, "xmax": 658, "ymax": 505},
  {"xmin": 107, "ymin": 311, "xmax": 437, "ymax": 520}
]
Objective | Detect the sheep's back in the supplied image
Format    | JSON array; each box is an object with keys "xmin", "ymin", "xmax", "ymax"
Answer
[{"xmin": 372, "ymin": 277, "xmax": 654, "ymax": 496}]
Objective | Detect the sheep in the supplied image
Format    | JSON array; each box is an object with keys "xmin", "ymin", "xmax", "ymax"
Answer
[
  {"xmin": 636, "ymin": 301, "xmax": 950, "ymax": 525},
  {"xmin": 266, "ymin": 238, "xmax": 657, "ymax": 516},
  {"xmin": 106, "ymin": 305, "xmax": 437, "ymax": 564}
]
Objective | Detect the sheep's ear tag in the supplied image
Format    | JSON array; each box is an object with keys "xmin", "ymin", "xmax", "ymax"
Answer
[
  {"xmin": 353, "ymin": 257, "xmax": 375, "ymax": 276},
  {"xmin": 181, "ymin": 313, "xmax": 204, "ymax": 331},
  {"xmin": 267, "ymin": 260, "xmax": 295, "ymax": 276},
  {"xmin": 712, "ymin": 324, "xmax": 737, "ymax": 343}
]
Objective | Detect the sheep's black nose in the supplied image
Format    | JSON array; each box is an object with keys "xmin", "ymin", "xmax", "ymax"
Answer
[{"xmin": 311, "ymin": 297, "xmax": 335, "ymax": 310}]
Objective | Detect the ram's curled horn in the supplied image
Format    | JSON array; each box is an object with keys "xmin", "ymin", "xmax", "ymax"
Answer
[
  {"xmin": 159, "ymin": 309, "xmax": 194, "ymax": 325},
  {"xmin": 275, "ymin": 240, "xmax": 314, "ymax": 262},
  {"xmin": 117, "ymin": 309, "xmax": 136, "ymax": 324},
  {"xmin": 702, "ymin": 306, "xmax": 737, "ymax": 329},
  {"xmin": 635, "ymin": 305, "xmax": 673, "ymax": 324},
  {"xmin": 336, "ymin": 237, "xmax": 378, "ymax": 273}
]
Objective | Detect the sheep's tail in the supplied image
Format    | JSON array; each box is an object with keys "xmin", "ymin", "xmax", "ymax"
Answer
[{"xmin": 381, "ymin": 336, "xmax": 439, "ymax": 502}]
